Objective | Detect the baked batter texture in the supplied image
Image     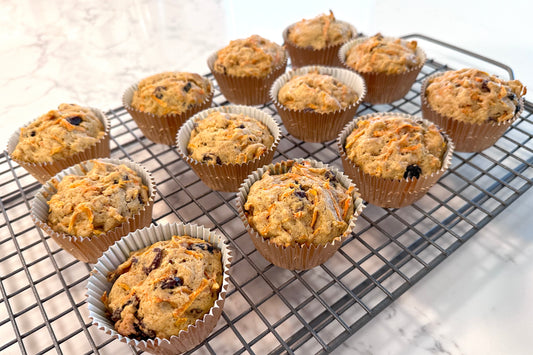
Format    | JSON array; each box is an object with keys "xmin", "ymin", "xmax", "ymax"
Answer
[{"xmin": 287, "ymin": 11, "xmax": 353, "ymax": 50}]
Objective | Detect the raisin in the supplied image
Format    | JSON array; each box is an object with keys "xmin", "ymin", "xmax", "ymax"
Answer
[
  {"xmin": 142, "ymin": 248, "xmax": 162, "ymax": 274},
  {"xmin": 138, "ymin": 194, "xmax": 144, "ymax": 204},
  {"xmin": 123, "ymin": 175, "xmax": 129, "ymax": 181},
  {"xmin": 154, "ymin": 86, "xmax": 166, "ymax": 99},
  {"xmin": 507, "ymin": 92, "xmax": 516, "ymax": 101},
  {"xmin": 216, "ymin": 156, "xmax": 222, "ymax": 165},
  {"xmin": 160, "ymin": 276, "xmax": 184, "ymax": 289},
  {"xmin": 137, "ymin": 321, "xmax": 156, "ymax": 339},
  {"xmin": 487, "ymin": 117, "xmax": 498, "ymax": 123},
  {"xmin": 294, "ymin": 190, "xmax": 307, "ymax": 199},
  {"xmin": 515, "ymin": 102, "xmax": 522, "ymax": 114},
  {"xmin": 480, "ymin": 80, "xmax": 490, "ymax": 92},
  {"xmin": 183, "ymin": 82, "xmax": 192, "ymax": 93},
  {"xmin": 131, "ymin": 256, "xmax": 138, "ymax": 264},
  {"xmin": 66, "ymin": 116, "xmax": 83, "ymax": 126},
  {"xmin": 187, "ymin": 242, "xmax": 214, "ymax": 253},
  {"xmin": 238, "ymin": 124, "xmax": 245, "ymax": 129},
  {"xmin": 113, "ymin": 179, "xmax": 119, "ymax": 184},
  {"xmin": 30, "ymin": 131, "xmax": 36, "ymax": 137},
  {"xmin": 302, "ymin": 107, "xmax": 315, "ymax": 113},
  {"xmin": 324, "ymin": 170, "xmax": 337, "ymax": 182},
  {"xmin": 403, "ymin": 164, "xmax": 422, "ymax": 179}
]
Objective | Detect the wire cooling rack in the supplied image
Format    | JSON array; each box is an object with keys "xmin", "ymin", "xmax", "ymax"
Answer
[{"xmin": 1, "ymin": 35, "xmax": 532, "ymax": 355}]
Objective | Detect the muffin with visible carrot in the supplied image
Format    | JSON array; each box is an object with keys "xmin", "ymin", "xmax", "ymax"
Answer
[
  {"xmin": 339, "ymin": 33, "xmax": 426, "ymax": 104},
  {"xmin": 123, "ymin": 71, "xmax": 213, "ymax": 145},
  {"xmin": 7, "ymin": 103, "xmax": 110, "ymax": 183},
  {"xmin": 421, "ymin": 68, "xmax": 526, "ymax": 152},
  {"xmin": 283, "ymin": 10, "xmax": 356, "ymax": 67},
  {"xmin": 207, "ymin": 34, "xmax": 287, "ymax": 105}
]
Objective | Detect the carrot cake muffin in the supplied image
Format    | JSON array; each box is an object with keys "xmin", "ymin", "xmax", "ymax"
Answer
[
  {"xmin": 131, "ymin": 72, "xmax": 212, "ymax": 117},
  {"xmin": 344, "ymin": 33, "xmax": 422, "ymax": 74},
  {"xmin": 424, "ymin": 68, "xmax": 526, "ymax": 124},
  {"xmin": 213, "ymin": 35, "xmax": 285, "ymax": 78},
  {"xmin": 103, "ymin": 235, "xmax": 223, "ymax": 340},
  {"xmin": 10, "ymin": 103, "xmax": 105, "ymax": 164},
  {"xmin": 47, "ymin": 161, "xmax": 150, "ymax": 237},
  {"xmin": 287, "ymin": 11, "xmax": 354, "ymax": 50},
  {"xmin": 344, "ymin": 114, "xmax": 447, "ymax": 180},
  {"xmin": 187, "ymin": 111, "xmax": 274, "ymax": 165},
  {"xmin": 243, "ymin": 161, "xmax": 355, "ymax": 246},
  {"xmin": 277, "ymin": 71, "xmax": 359, "ymax": 113}
]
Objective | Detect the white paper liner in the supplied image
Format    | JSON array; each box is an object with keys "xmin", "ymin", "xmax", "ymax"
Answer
[
  {"xmin": 270, "ymin": 65, "xmax": 366, "ymax": 142},
  {"xmin": 122, "ymin": 75, "xmax": 214, "ymax": 145},
  {"xmin": 338, "ymin": 36, "xmax": 427, "ymax": 104},
  {"xmin": 420, "ymin": 70, "xmax": 525, "ymax": 152},
  {"xmin": 337, "ymin": 112, "xmax": 454, "ymax": 208},
  {"xmin": 7, "ymin": 107, "xmax": 111, "ymax": 184},
  {"xmin": 31, "ymin": 157, "xmax": 156, "ymax": 263},
  {"xmin": 176, "ymin": 105, "xmax": 281, "ymax": 192},
  {"xmin": 207, "ymin": 49, "xmax": 288, "ymax": 105},
  {"xmin": 282, "ymin": 20, "xmax": 357, "ymax": 68},
  {"xmin": 236, "ymin": 158, "xmax": 365, "ymax": 270},
  {"xmin": 86, "ymin": 222, "xmax": 232, "ymax": 354}
]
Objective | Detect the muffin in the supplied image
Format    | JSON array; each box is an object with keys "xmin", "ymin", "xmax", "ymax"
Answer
[
  {"xmin": 271, "ymin": 65, "xmax": 366, "ymax": 142},
  {"xmin": 7, "ymin": 103, "xmax": 110, "ymax": 183},
  {"xmin": 31, "ymin": 158, "xmax": 155, "ymax": 263},
  {"xmin": 421, "ymin": 68, "xmax": 526, "ymax": 152},
  {"xmin": 236, "ymin": 159, "xmax": 364, "ymax": 270},
  {"xmin": 339, "ymin": 34, "xmax": 426, "ymax": 104},
  {"xmin": 87, "ymin": 223, "xmax": 232, "ymax": 354},
  {"xmin": 177, "ymin": 105, "xmax": 280, "ymax": 192},
  {"xmin": 207, "ymin": 34, "xmax": 287, "ymax": 105},
  {"xmin": 123, "ymin": 71, "xmax": 213, "ymax": 145},
  {"xmin": 338, "ymin": 112, "xmax": 454, "ymax": 208},
  {"xmin": 283, "ymin": 10, "xmax": 356, "ymax": 68}
]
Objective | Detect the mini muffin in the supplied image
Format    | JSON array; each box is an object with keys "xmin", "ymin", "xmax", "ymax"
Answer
[
  {"xmin": 7, "ymin": 103, "xmax": 110, "ymax": 183},
  {"xmin": 177, "ymin": 105, "xmax": 280, "ymax": 192},
  {"xmin": 283, "ymin": 10, "xmax": 356, "ymax": 67},
  {"xmin": 271, "ymin": 65, "xmax": 366, "ymax": 142},
  {"xmin": 123, "ymin": 71, "xmax": 213, "ymax": 145},
  {"xmin": 421, "ymin": 68, "xmax": 526, "ymax": 152},
  {"xmin": 339, "ymin": 34, "xmax": 426, "ymax": 104},
  {"xmin": 207, "ymin": 34, "xmax": 287, "ymax": 105},
  {"xmin": 338, "ymin": 112, "xmax": 454, "ymax": 208},
  {"xmin": 236, "ymin": 159, "xmax": 364, "ymax": 270},
  {"xmin": 31, "ymin": 158, "xmax": 155, "ymax": 263},
  {"xmin": 87, "ymin": 223, "xmax": 232, "ymax": 354}
]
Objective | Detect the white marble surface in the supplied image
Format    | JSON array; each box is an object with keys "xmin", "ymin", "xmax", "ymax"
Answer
[{"xmin": 1, "ymin": 0, "xmax": 532, "ymax": 354}]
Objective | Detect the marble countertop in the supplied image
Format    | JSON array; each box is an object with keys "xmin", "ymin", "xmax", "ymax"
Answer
[{"xmin": 2, "ymin": 1, "xmax": 532, "ymax": 354}]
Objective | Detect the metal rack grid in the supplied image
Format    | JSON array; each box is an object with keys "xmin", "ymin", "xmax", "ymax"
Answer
[{"xmin": 1, "ymin": 35, "xmax": 532, "ymax": 355}]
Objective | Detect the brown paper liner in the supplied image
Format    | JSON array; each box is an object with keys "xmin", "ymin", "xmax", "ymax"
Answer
[
  {"xmin": 86, "ymin": 222, "xmax": 232, "ymax": 354},
  {"xmin": 123, "ymin": 77, "xmax": 214, "ymax": 145},
  {"xmin": 270, "ymin": 65, "xmax": 366, "ymax": 142},
  {"xmin": 420, "ymin": 71, "xmax": 524, "ymax": 152},
  {"xmin": 207, "ymin": 50, "xmax": 288, "ymax": 105},
  {"xmin": 338, "ymin": 36, "xmax": 426, "ymax": 104},
  {"xmin": 7, "ymin": 108, "xmax": 111, "ymax": 184},
  {"xmin": 31, "ymin": 158, "xmax": 156, "ymax": 263},
  {"xmin": 236, "ymin": 158, "xmax": 365, "ymax": 270},
  {"xmin": 282, "ymin": 21, "xmax": 357, "ymax": 68},
  {"xmin": 176, "ymin": 105, "xmax": 281, "ymax": 192},
  {"xmin": 337, "ymin": 113, "xmax": 454, "ymax": 208}
]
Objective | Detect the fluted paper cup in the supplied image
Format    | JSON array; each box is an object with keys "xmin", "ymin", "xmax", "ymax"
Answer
[
  {"xmin": 86, "ymin": 222, "xmax": 232, "ymax": 354},
  {"xmin": 337, "ymin": 112, "xmax": 454, "ymax": 208},
  {"xmin": 176, "ymin": 105, "xmax": 281, "ymax": 192},
  {"xmin": 421, "ymin": 71, "xmax": 524, "ymax": 152},
  {"xmin": 7, "ymin": 108, "xmax": 110, "ymax": 184},
  {"xmin": 339, "ymin": 36, "xmax": 426, "ymax": 104},
  {"xmin": 282, "ymin": 20, "xmax": 357, "ymax": 68},
  {"xmin": 236, "ymin": 158, "xmax": 364, "ymax": 270},
  {"xmin": 207, "ymin": 50, "xmax": 288, "ymax": 105},
  {"xmin": 270, "ymin": 65, "xmax": 366, "ymax": 142},
  {"xmin": 123, "ymin": 77, "xmax": 214, "ymax": 145},
  {"xmin": 31, "ymin": 158, "xmax": 156, "ymax": 263}
]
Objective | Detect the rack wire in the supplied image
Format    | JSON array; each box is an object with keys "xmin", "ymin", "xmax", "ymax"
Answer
[{"xmin": 1, "ymin": 35, "xmax": 532, "ymax": 355}]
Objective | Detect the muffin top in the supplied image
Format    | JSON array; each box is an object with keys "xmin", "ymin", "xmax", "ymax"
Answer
[
  {"xmin": 187, "ymin": 111, "xmax": 274, "ymax": 165},
  {"xmin": 277, "ymin": 71, "xmax": 358, "ymax": 113},
  {"xmin": 287, "ymin": 11, "xmax": 353, "ymax": 50},
  {"xmin": 103, "ymin": 235, "xmax": 223, "ymax": 340},
  {"xmin": 213, "ymin": 35, "xmax": 285, "ymax": 78},
  {"xmin": 131, "ymin": 72, "xmax": 211, "ymax": 116},
  {"xmin": 345, "ymin": 33, "xmax": 422, "ymax": 74},
  {"xmin": 11, "ymin": 103, "xmax": 105, "ymax": 164},
  {"xmin": 344, "ymin": 115, "xmax": 447, "ymax": 180},
  {"xmin": 425, "ymin": 68, "xmax": 526, "ymax": 124},
  {"xmin": 47, "ymin": 161, "xmax": 149, "ymax": 237},
  {"xmin": 244, "ymin": 161, "xmax": 355, "ymax": 246}
]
